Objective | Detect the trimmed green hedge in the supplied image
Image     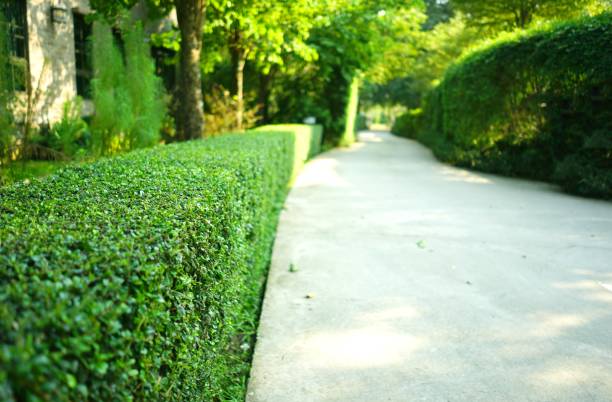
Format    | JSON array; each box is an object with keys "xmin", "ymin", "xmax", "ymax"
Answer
[
  {"xmin": 256, "ymin": 124, "xmax": 323, "ymax": 182},
  {"xmin": 391, "ymin": 109, "xmax": 422, "ymax": 140},
  {"xmin": 406, "ymin": 13, "xmax": 612, "ymax": 198},
  {"xmin": 0, "ymin": 125, "xmax": 322, "ymax": 401}
]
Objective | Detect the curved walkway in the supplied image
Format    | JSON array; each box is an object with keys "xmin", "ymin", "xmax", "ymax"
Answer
[{"xmin": 247, "ymin": 131, "xmax": 612, "ymax": 402}]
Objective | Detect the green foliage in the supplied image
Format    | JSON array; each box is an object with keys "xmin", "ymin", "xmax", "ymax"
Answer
[
  {"xmin": 205, "ymin": 0, "xmax": 316, "ymax": 74},
  {"xmin": 124, "ymin": 21, "xmax": 166, "ymax": 149},
  {"xmin": 48, "ymin": 98, "xmax": 88, "ymax": 157},
  {"xmin": 368, "ymin": 12, "xmax": 480, "ymax": 112},
  {"xmin": 269, "ymin": 1, "xmax": 421, "ymax": 145},
  {"xmin": 255, "ymin": 124, "xmax": 323, "ymax": 183},
  {"xmin": 451, "ymin": 0, "xmax": 608, "ymax": 30},
  {"xmin": 391, "ymin": 108, "xmax": 423, "ymax": 139},
  {"xmin": 0, "ymin": 12, "xmax": 15, "ymax": 165},
  {"xmin": 204, "ymin": 85, "xmax": 260, "ymax": 136},
  {"xmin": 418, "ymin": 14, "xmax": 612, "ymax": 198},
  {"xmin": 91, "ymin": 20, "xmax": 165, "ymax": 155},
  {"xmin": 0, "ymin": 160, "xmax": 69, "ymax": 186},
  {"xmin": 422, "ymin": 0, "xmax": 453, "ymax": 29},
  {"xmin": 90, "ymin": 20, "xmax": 133, "ymax": 154},
  {"xmin": 0, "ymin": 125, "xmax": 322, "ymax": 401}
]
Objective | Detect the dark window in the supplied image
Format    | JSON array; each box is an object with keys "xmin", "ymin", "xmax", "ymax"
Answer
[
  {"xmin": 73, "ymin": 12, "xmax": 92, "ymax": 98},
  {"xmin": 1, "ymin": 0, "xmax": 29, "ymax": 91},
  {"xmin": 152, "ymin": 46, "xmax": 176, "ymax": 91}
]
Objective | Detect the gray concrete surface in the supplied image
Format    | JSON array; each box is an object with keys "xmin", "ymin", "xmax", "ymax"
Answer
[{"xmin": 247, "ymin": 131, "xmax": 612, "ymax": 402}]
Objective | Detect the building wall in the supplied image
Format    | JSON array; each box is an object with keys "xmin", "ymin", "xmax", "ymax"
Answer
[{"xmin": 25, "ymin": 0, "xmax": 91, "ymax": 124}]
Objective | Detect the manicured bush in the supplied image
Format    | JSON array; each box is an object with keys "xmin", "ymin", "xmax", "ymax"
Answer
[
  {"xmin": 0, "ymin": 125, "xmax": 321, "ymax": 401},
  {"xmin": 418, "ymin": 13, "xmax": 612, "ymax": 198},
  {"xmin": 391, "ymin": 108, "xmax": 422, "ymax": 139},
  {"xmin": 256, "ymin": 124, "xmax": 323, "ymax": 181}
]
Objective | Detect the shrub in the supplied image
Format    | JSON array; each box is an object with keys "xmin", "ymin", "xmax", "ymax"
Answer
[
  {"xmin": 91, "ymin": 20, "xmax": 165, "ymax": 155},
  {"xmin": 204, "ymin": 85, "xmax": 260, "ymax": 136},
  {"xmin": 0, "ymin": 125, "xmax": 322, "ymax": 401},
  {"xmin": 418, "ymin": 13, "xmax": 612, "ymax": 198},
  {"xmin": 355, "ymin": 113, "xmax": 368, "ymax": 131},
  {"xmin": 391, "ymin": 108, "xmax": 422, "ymax": 139},
  {"xmin": 256, "ymin": 124, "xmax": 323, "ymax": 182},
  {"xmin": 123, "ymin": 22, "xmax": 166, "ymax": 149},
  {"xmin": 0, "ymin": 12, "xmax": 15, "ymax": 167},
  {"xmin": 48, "ymin": 98, "xmax": 89, "ymax": 157}
]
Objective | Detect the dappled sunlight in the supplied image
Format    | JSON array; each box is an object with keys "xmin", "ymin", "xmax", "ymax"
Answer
[
  {"xmin": 528, "ymin": 313, "xmax": 589, "ymax": 338},
  {"xmin": 294, "ymin": 158, "xmax": 350, "ymax": 188},
  {"xmin": 598, "ymin": 282, "xmax": 612, "ymax": 293},
  {"xmin": 584, "ymin": 290, "xmax": 612, "ymax": 304},
  {"xmin": 572, "ymin": 268, "xmax": 612, "ymax": 281},
  {"xmin": 439, "ymin": 166, "xmax": 493, "ymax": 185},
  {"xmin": 299, "ymin": 328, "xmax": 424, "ymax": 369},
  {"xmin": 552, "ymin": 280, "xmax": 612, "ymax": 303},
  {"xmin": 358, "ymin": 132, "xmax": 385, "ymax": 143},
  {"xmin": 553, "ymin": 271, "xmax": 612, "ymax": 305},
  {"xmin": 530, "ymin": 364, "xmax": 594, "ymax": 387},
  {"xmin": 358, "ymin": 305, "xmax": 420, "ymax": 322},
  {"xmin": 553, "ymin": 280, "xmax": 602, "ymax": 290},
  {"xmin": 339, "ymin": 142, "xmax": 366, "ymax": 153}
]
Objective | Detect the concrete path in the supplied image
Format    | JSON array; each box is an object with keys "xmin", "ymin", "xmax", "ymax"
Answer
[{"xmin": 247, "ymin": 131, "xmax": 612, "ymax": 402}]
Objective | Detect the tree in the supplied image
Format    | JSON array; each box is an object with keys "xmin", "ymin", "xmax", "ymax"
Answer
[
  {"xmin": 267, "ymin": 0, "xmax": 423, "ymax": 144},
  {"xmin": 90, "ymin": 0, "xmax": 205, "ymax": 140},
  {"xmin": 422, "ymin": 0, "xmax": 454, "ymax": 30},
  {"xmin": 174, "ymin": 0, "xmax": 206, "ymax": 139},
  {"xmin": 451, "ymin": 0, "xmax": 606, "ymax": 30},
  {"xmin": 204, "ymin": 0, "xmax": 316, "ymax": 130}
]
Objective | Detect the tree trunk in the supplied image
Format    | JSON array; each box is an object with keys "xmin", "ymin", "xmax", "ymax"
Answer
[
  {"xmin": 230, "ymin": 28, "xmax": 246, "ymax": 131},
  {"xmin": 516, "ymin": 1, "xmax": 533, "ymax": 28},
  {"xmin": 257, "ymin": 66, "xmax": 277, "ymax": 124},
  {"xmin": 235, "ymin": 52, "xmax": 246, "ymax": 131},
  {"xmin": 175, "ymin": 0, "xmax": 206, "ymax": 140}
]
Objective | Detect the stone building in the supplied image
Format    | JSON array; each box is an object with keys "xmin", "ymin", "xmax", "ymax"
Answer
[
  {"xmin": 1, "ymin": 0, "xmax": 175, "ymax": 125},
  {"xmin": 2, "ymin": 0, "xmax": 93, "ymax": 124}
]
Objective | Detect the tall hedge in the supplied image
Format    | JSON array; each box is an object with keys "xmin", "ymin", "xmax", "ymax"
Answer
[
  {"xmin": 0, "ymin": 125, "xmax": 322, "ymax": 400},
  {"xmin": 411, "ymin": 13, "xmax": 612, "ymax": 198}
]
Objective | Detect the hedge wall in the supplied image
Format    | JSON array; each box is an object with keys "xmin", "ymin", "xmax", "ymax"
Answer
[
  {"xmin": 255, "ymin": 124, "xmax": 323, "ymax": 182},
  {"xmin": 0, "ymin": 125, "xmax": 322, "ymax": 401},
  {"xmin": 401, "ymin": 13, "xmax": 612, "ymax": 198}
]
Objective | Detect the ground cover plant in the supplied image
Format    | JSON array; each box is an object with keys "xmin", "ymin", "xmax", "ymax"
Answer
[
  {"xmin": 0, "ymin": 125, "xmax": 323, "ymax": 401},
  {"xmin": 394, "ymin": 13, "xmax": 612, "ymax": 198}
]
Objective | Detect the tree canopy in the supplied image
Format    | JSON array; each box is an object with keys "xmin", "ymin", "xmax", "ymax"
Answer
[{"xmin": 451, "ymin": 0, "xmax": 607, "ymax": 29}]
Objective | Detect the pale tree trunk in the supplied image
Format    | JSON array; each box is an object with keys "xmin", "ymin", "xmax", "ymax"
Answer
[
  {"xmin": 175, "ymin": 0, "xmax": 206, "ymax": 140},
  {"xmin": 230, "ymin": 28, "xmax": 247, "ymax": 131},
  {"xmin": 235, "ymin": 52, "xmax": 246, "ymax": 131}
]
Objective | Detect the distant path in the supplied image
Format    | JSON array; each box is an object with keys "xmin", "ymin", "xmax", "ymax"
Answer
[{"xmin": 247, "ymin": 131, "xmax": 612, "ymax": 402}]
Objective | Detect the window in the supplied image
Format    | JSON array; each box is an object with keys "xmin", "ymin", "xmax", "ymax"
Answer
[
  {"xmin": 152, "ymin": 46, "xmax": 176, "ymax": 92},
  {"xmin": 73, "ymin": 12, "xmax": 92, "ymax": 98},
  {"xmin": 1, "ymin": 0, "xmax": 29, "ymax": 91}
]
